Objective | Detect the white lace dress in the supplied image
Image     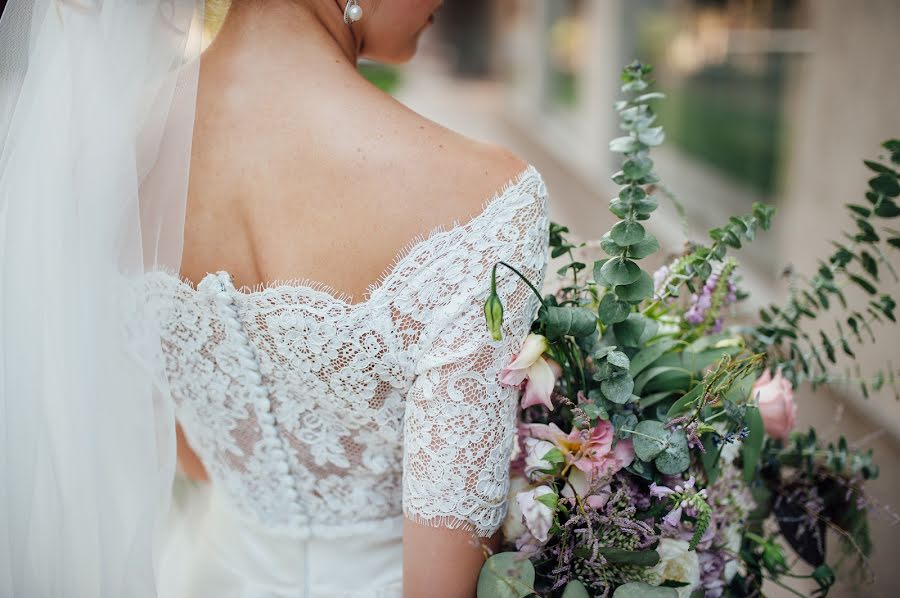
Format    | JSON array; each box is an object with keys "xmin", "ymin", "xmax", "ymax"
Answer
[{"xmin": 143, "ymin": 165, "xmax": 550, "ymax": 598}]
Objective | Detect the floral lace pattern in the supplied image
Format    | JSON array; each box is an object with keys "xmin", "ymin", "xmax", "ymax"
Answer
[{"xmin": 143, "ymin": 165, "xmax": 550, "ymax": 538}]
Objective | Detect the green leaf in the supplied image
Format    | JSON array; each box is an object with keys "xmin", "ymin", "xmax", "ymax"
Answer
[
  {"xmin": 593, "ymin": 259, "xmax": 612, "ymax": 288},
  {"xmin": 615, "ymin": 270, "xmax": 654, "ymax": 303},
  {"xmin": 611, "ymin": 220, "xmax": 646, "ymax": 246},
  {"xmin": 665, "ymin": 383, "xmax": 704, "ymax": 419},
  {"xmin": 632, "ymin": 420, "xmax": 668, "ymax": 461},
  {"xmin": 702, "ymin": 435, "xmax": 721, "ymax": 484},
  {"xmin": 874, "ymin": 198, "xmax": 900, "ymax": 217},
  {"xmin": 870, "ymin": 173, "xmax": 900, "ymax": 197},
  {"xmin": 601, "ymin": 257, "xmax": 642, "ymax": 285},
  {"xmin": 638, "ymin": 126, "xmax": 665, "ymax": 146},
  {"xmin": 561, "ymin": 580, "xmax": 590, "ymax": 598},
  {"xmin": 600, "ymin": 233, "xmax": 624, "ymax": 257},
  {"xmin": 613, "ymin": 313, "xmax": 648, "ymax": 346},
  {"xmin": 638, "ymin": 390, "xmax": 674, "ymax": 410},
  {"xmin": 599, "ymin": 293, "xmax": 631, "ymax": 325},
  {"xmin": 607, "ymin": 350, "xmax": 631, "ymax": 369},
  {"xmin": 476, "ymin": 552, "xmax": 535, "ymax": 598},
  {"xmin": 541, "ymin": 447, "xmax": 566, "ymax": 465},
  {"xmin": 536, "ymin": 492, "xmax": 558, "ymax": 510},
  {"xmin": 622, "ymin": 157, "xmax": 653, "ymax": 180},
  {"xmin": 849, "ymin": 274, "xmax": 877, "ymax": 295},
  {"xmin": 609, "ymin": 136, "xmax": 638, "ymax": 153},
  {"xmin": 613, "ymin": 582, "xmax": 678, "ymax": 598},
  {"xmin": 724, "ymin": 372, "xmax": 757, "ymax": 403},
  {"xmin": 602, "ymin": 372, "xmax": 635, "ymax": 404},
  {"xmin": 864, "ymin": 159, "xmax": 894, "ymax": 175},
  {"xmin": 655, "ymin": 428, "xmax": 690, "ymax": 475},
  {"xmin": 634, "ymin": 366, "xmax": 685, "ymax": 395},
  {"xmin": 542, "ymin": 306, "xmax": 598, "ymax": 341},
  {"xmin": 627, "ymin": 231, "xmax": 660, "ymax": 259},
  {"xmin": 629, "ymin": 338, "xmax": 679, "ymax": 376},
  {"xmin": 742, "ymin": 406, "xmax": 765, "ymax": 482},
  {"xmin": 597, "ymin": 547, "xmax": 660, "ymax": 567}
]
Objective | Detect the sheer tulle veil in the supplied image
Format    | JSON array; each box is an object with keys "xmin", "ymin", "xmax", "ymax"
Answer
[{"xmin": 0, "ymin": 1, "xmax": 203, "ymax": 595}]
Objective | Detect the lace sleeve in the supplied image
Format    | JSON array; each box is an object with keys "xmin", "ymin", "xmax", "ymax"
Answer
[{"xmin": 401, "ymin": 181, "xmax": 550, "ymax": 537}]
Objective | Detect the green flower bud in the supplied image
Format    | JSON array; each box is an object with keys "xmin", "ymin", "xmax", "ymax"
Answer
[{"xmin": 484, "ymin": 265, "xmax": 504, "ymax": 341}]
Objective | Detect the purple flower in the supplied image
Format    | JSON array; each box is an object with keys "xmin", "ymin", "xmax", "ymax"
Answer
[
  {"xmin": 650, "ymin": 482, "xmax": 675, "ymax": 498},
  {"xmin": 663, "ymin": 505, "xmax": 684, "ymax": 527}
]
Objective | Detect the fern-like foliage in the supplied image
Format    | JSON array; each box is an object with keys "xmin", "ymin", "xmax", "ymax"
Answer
[{"xmin": 749, "ymin": 139, "xmax": 900, "ymax": 397}]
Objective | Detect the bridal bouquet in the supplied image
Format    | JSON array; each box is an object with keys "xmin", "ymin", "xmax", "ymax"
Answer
[{"xmin": 478, "ymin": 61, "xmax": 899, "ymax": 598}]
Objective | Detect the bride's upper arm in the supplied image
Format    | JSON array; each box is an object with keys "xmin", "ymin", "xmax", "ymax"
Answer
[{"xmin": 399, "ymin": 152, "xmax": 549, "ymax": 597}]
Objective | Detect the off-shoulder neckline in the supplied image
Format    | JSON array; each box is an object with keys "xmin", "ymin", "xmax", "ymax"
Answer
[{"xmin": 157, "ymin": 163, "xmax": 545, "ymax": 310}]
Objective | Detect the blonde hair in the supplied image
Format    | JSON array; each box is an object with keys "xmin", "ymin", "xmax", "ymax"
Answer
[{"xmin": 204, "ymin": 0, "xmax": 232, "ymax": 37}]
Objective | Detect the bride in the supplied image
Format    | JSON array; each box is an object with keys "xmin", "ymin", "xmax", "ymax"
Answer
[{"xmin": 0, "ymin": 1, "xmax": 550, "ymax": 597}]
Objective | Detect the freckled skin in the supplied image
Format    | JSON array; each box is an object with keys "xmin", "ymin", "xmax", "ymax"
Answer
[{"xmin": 176, "ymin": 1, "xmax": 529, "ymax": 596}]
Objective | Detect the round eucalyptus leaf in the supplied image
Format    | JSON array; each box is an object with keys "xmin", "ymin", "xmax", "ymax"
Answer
[
  {"xmin": 606, "ymin": 350, "xmax": 630, "ymax": 370},
  {"xmin": 543, "ymin": 306, "xmax": 598, "ymax": 341},
  {"xmin": 634, "ymin": 195, "xmax": 659, "ymax": 215},
  {"xmin": 600, "ymin": 258, "xmax": 642, "ymax": 286},
  {"xmin": 561, "ymin": 580, "xmax": 590, "ymax": 598},
  {"xmin": 622, "ymin": 157, "xmax": 653, "ymax": 180},
  {"xmin": 655, "ymin": 428, "xmax": 691, "ymax": 475},
  {"xmin": 613, "ymin": 582, "xmax": 678, "ymax": 598},
  {"xmin": 599, "ymin": 293, "xmax": 631, "ymax": 325},
  {"xmin": 476, "ymin": 552, "xmax": 535, "ymax": 598},
  {"xmin": 600, "ymin": 233, "xmax": 624, "ymax": 257},
  {"xmin": 601, "ymin": 372, "xmax": 634, "ymax": 404},
  {"xmin": 615, "ymin": 270, "xmax": 654, "ymax": 303},
  {"xmin": 611, "ymin": 220, "xmax": 646, "ymax": 246},
  {"xmin": 593, "ymin": 259, "xmax": 612, "ymax": 289},
  {"xmin": 609, "ymin": 198, "xmax": 630, "ymax": 219},
  {"xmin": 632, "ymin": 420, "xmax": 668, "ymax": 461},
  {"xmin": 613, "ymin": 314, "xmax": 647, "ymax": 347},
  {"xmin": 628, "ymin": 232, "xmax": 660, "ymax": 259},
  {"xmin": 619, "ymin": 185, "xmax": 647, "ymax": 202}
]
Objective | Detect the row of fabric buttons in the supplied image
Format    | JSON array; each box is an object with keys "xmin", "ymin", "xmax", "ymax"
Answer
[{"xmin": 208, "ymin": 271, "xmax": 304, "ymax": 524}]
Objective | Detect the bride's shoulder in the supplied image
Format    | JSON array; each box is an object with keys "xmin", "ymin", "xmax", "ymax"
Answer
[{"xmin": 377, "ymin": 110, "xmax": 542, "ymax": 224}]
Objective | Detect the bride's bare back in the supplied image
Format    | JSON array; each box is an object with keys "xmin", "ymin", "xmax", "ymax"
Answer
[
  {"xmin": 176, "ymin": 2, "xmax": 530, "ymax": 596},
  {"xmin": 181, "ymin": 4, "xmax": 527, "ymax": 304}
]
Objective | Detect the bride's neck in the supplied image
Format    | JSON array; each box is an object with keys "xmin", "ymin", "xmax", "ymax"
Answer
[{"xmin": 205, "ymin": 0, "xmax": 360, "ymax": 77}]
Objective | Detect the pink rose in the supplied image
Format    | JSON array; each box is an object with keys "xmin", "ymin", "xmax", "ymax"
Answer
[{"xmin": 752, "ymin": 369, "xmax": 797, "ymax": 441}]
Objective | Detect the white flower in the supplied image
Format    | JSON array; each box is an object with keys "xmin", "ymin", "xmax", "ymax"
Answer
[
  {"xmin": 723, "ymin": 524, "xmax": 743, "ymax": 583},
  {"xmin": 652, "ymin": 538, "xmax": 701, "ymax": 597},
  {"xmin": 501, "ymin": 476, "xmax": 529, "ymax": 542},
  {"xmin": 523, "ymin": 437, "xmax": 557, "ymax": 479},
  {"xmin": 515, "ymin": 485, "xmax": 555, "ymax": 544}
]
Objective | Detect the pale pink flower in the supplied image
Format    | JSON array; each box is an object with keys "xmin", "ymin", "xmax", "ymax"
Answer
[
  {"xmin": 560, "ymin": 467, "xmax": 612, "ymax": 509},
  {"xmin": 523, "ymin": 437, "xmax": 558, "ymax": 479},
  {"xmin": 752, "ymin": 369, "xmax": 797, "ymax": 441},
  {"xmin": 516, "ymin": 485, "xmax": 556, "ymax": 544},
  {"xmin": 499, "ymin": 333, "xmax": 562, "ymax": 410},
  {"xmin": 525, "ymin": 419, "xmax": 634, "ymax": 479}
]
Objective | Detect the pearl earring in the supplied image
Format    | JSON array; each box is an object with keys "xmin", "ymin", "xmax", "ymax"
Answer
[{"xmin": 343, "ymin": 0, "xmax": 363, "ymax": 24}]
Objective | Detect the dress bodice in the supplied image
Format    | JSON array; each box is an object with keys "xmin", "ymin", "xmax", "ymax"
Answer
[{"xmin": 143, "ymin": 165, "xmax": 550, "ymax": 541}]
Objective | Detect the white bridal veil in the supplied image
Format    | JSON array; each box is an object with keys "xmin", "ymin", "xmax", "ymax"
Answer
[{"xmin": 0, "ymin": 0, "xmax": 203, "ymax": 596}]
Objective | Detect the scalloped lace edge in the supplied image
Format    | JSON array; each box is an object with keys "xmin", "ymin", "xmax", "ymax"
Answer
[{"xmin": 151, "ymin": 163, "xmax": 542, "ymax": 308}]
